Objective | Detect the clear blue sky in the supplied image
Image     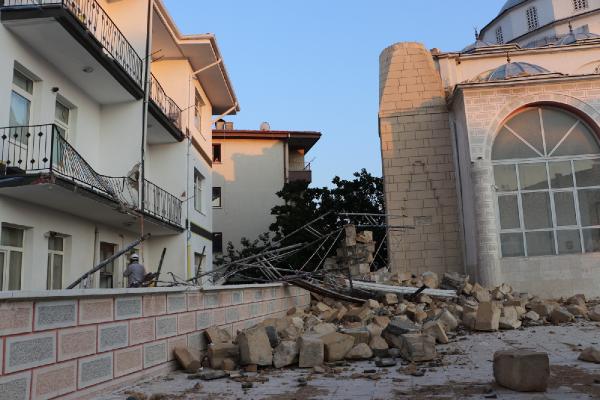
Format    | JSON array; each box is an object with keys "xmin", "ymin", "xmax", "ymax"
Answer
[{"xmin": 164, "ymin": 0, "xmax": 506, "ymax": 187}]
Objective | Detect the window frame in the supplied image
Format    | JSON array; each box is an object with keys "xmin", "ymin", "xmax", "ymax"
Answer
[
  {"xmin": 10, "ymin": 69, "xmax": 34, "ymax": 140},
  {"xmin": 573, "ymin": 0, "xmax": 588, "ymax": 11},
  {"xmin": 194, "ymin": 168, "xmax": 205, "ymax": 214},
  {"xmin": 213, "ymin": 232, "xmax": 223, "ymax": 254},
  {"xmin": 495, "ymin": 26, "xmax": 504, "ymax": 44},
  {"xmin": 0, "ymin": 225, "xmax": 24, "ymax": 291},
  {"xmin": 47, "ymin": 235, "xmax": 64, "ymax": 290},
  {"xmin": 212, "ymin": 143, "xmax": 222, "ymax": 163},
  {"xmin": 54, "ymin": 98, "xmax": 72, "ymax": 140},
  {"xmin": 493, "ymin": 107, "xmax": 600, "ymax": 258},
  {"xmin": 526, "ymin": 7, "xmax": 539, "ymax": 31},
  {"xmin": 194, "ymin": 90, "xmax": 203, "ymax": 131}
]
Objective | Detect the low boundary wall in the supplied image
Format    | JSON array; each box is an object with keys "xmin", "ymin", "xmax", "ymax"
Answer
[{"xmin": 0, "ymin": 284, "xmax": 310, "ymax": 400}]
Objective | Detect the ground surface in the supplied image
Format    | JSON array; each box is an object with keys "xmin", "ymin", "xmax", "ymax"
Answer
[{"xmin": 99, "ymin": 321, "xmax": 600, "ymax": 400}]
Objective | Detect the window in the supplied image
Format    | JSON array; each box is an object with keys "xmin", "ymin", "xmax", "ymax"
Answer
[
  {"xmin": 194, "ymin": 90, "xmax": 203, "ymax": 130},
  {"xmin": 574, "ymin": 0, "xmax": 588, "ymax": 10},
  {"xmin": 496, "ymin": 26, "xmax": 504, "ymax": 44},
  {"xmin": 54, "ymin": 99, "xmax": 71, "ymax": 139},
  {"xmin": 213, "ymin": 232, "xmax": 223, "ymax": 254},
  {"xmin": 47, "ymin": 235, "xmax": 63, "ymax": 290},
  {"xmin": 493, "ymin": 106, "xmax": 600, "ymax": 257},
  {"xmin": 194, "ymin": 169, "xmax": 204, "ymax": 213},
  {"xmin": 213, "ymin": 143, "xmax": 222, "ymax": 163},
  {"xmin": 10, "ymin": 69, "xmax": 33, "ymax": 144},
  {"xmin": 526, "ymin": 7, "xmax": 539, "ymax": 31},
  {"xmin": 0, "ymin": 225, "xmax": 24, "ymax": 290},
  {"xmin": 194, "ymin": 252, "xmax": 205, "ymax": 281},
  {"xmin": 99, "ymin": 242, "xmax": 116, "ymax": 288},
  {"xmin": 212, "ymin": 187, "xmax": 222, "ymax": 208}
]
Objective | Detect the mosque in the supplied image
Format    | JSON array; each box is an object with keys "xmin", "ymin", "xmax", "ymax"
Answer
[{"xmin": 379, "ymin": 0, "xmax": 600, "ymax": 296}]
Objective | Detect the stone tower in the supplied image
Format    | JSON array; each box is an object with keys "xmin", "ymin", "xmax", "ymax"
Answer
[{"xmin": 378, "ymin": 42, "xmax": 463, "ymax": 277}]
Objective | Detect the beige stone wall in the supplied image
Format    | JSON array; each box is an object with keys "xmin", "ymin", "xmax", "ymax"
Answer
[{"xmin": 379, "ymin": 42, "xmax": 463, "ymax": 277}]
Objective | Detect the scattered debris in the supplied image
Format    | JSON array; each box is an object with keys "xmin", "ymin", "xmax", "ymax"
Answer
[
  {"xmin": 493, "ymin": 350, "xmax": 550, "ymax": 392},
  {"xmin": 579, "ymin": 347, "xmax": 600, "ymax": 364}
]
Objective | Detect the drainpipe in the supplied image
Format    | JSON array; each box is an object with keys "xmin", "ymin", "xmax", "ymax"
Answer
[{"xmin": 140, "ymin": 0, "xmax": 154, "ymax": 260}]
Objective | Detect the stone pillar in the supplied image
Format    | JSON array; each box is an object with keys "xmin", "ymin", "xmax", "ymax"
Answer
[
  {"xmin": 471, "ymin": 159, "xmax": 501, "ymax": 287},
  {"xmin": 379, "ymin": 42, "xmax": 463, "ymax": 277}
]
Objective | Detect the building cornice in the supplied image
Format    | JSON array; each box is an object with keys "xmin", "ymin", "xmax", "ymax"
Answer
[{"xmin": 212, "ymin": 130, "xmax": 322, "ymax": 152}]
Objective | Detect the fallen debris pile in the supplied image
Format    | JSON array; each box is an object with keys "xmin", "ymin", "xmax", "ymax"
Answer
[{"xmin": 174, "ymin": 271, "xmax": 600, "ymax": 390}]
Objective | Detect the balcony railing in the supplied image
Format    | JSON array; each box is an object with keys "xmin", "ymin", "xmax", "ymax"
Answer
[
  {"xmin": 0, "ymin": 124, "xmax": 182, "ymax": 227},
  {"xmin": 1, "ymin": 0, "xmax": 144, "ymax": 88},
  {"xmin": 150, "ymin": 74, "xmax": 182, "ymax": 130}
]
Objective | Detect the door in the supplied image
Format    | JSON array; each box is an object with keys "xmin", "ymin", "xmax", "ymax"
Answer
[{"xmin": 99, "ymin": 242, "xmax": 116, "ymax": 288}]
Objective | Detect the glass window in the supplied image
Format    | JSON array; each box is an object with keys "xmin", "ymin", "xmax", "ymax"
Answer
[
  {"xmin": 496, "ymin": 26, "xmax": 504, "ymax": 44},
  {"xmin": 194, "ymin": 169, "xmax": 204, "ymax": 213},
  {"xmin": 47, "ymin": 235, "xmax": 64, "ymax": 290},
  {"xmin": 12, "ymin": 70, "xmax": 33, "ymax": 94},
  {"xmin": 492, "ymin": 106, "xmax": 600, "ymax": 258},
  {"xmin": 54, "ymin": 100, "xmax": 71, "ymax": 139},
  {"xmin": 526, "ymin": 7, "xmax": 539, "ymax": 31},
  {"xmin": 9, "ymin": 92, "xmax": 30, "ymax": 127},
  {"xmin": 213, "ymin": 232, "xmax": 223, "ymax": 254},
  {"xmin": 498, "ymin": 195, "xmax": 520, "ymax": 229},
  {"xmin": 212, "ymin": 144, "xmax": 222, "ymax": 163},
  {"xmin": 1, "ymin": 226, "xmax": 23, "ymax": 247},
  {"xmin": 494, "ymin": 165, "xmax": 518, "ymax": 191},
  {"xmin": 212, "ymin": 187, "xmax": 222, "ymax": 208},
  {"xmin": 194, "ymin": 91, "xmax": 203, "ymax": 130},
  {"xmin": 519, "ymin": 163, "xmax": 548, "ymax": 190},
  {"xmin": 8, "ymin": 251, "xmax": 22, "ymax": 290},
  {"xmin": 0, "ymin": 226, "xmax": 24, "ymax": 291}
]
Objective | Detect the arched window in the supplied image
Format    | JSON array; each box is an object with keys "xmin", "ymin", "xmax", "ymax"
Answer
[{"xmin": 492, "ymin": 106, "xmax": 600, "ymax": 257}]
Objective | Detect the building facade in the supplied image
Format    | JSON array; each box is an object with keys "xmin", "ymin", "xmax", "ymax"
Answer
[
  {"xmin": 0, "ymin": 0, "xmax": 238, "ymax": 290},
  {"xmin": 379, "ymin": 0, "xmax": 600, "ymax": 296},
  {"xmin": 212, "ymin": 123, "xmax": 320, "ymax": 253}
]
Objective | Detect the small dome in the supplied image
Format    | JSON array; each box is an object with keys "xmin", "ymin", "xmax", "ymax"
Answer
[
  {"xmin": 461, "ymin": 39, "xmax": 497, "ymax": 53},
  {"xmin": 555, "ymin": 31, "xmax": 600, "ymax": 46},
  {"xmin": 499, "ymin": 0, "xmax": 527, "ymax": 14},
  {"xmin": 524, "ymin": 35, "xmax": 563, "ymax": 48},
  {"xmin": 473, "ymin": 62, "xmax": 554, "ymax": 82}
]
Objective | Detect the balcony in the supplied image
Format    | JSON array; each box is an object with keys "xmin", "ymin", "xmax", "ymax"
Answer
[
  {"xmin": 288, "ymin": 164, "xmax": 312, "ymax": 183},
  {"xmin": 148, "ymin": 74, "xmax": 184, "ymax": 143},
  {"xmin": 1, "ymin": 0, "xmax": 144, "ymax": 103},
  {"xmin": 0, "ymin": 124, "xmax": 183, "ymax": 234}
]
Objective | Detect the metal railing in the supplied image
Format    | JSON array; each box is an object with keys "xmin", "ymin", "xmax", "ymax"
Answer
[
  {"xmin": 1, "ymin": 0, "xmax": 144, "ymax": 88},
  {"xmin": 150, "ymin": 74, "xmax": 182, "ymax": 130},
  {"xmin": 0, "ymin": 124, "xmax": 182, "ymax": 227}
]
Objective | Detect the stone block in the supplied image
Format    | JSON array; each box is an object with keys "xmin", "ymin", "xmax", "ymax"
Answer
[
  {"xmin": 32, "ymin": 361, "xmax": 76, "ymax": 400},
  {"xmin": 143, "ymin": 295, "xmax": 167, "ymax": 317},
  {"xmin": 475, "ymin": 302, "xmax": 501, "ymax": 331},
  {"xmin": 298, "ymin": 336, "xmax": 324, "ymax": 368},
  {"xmin": 384, "ymin": 318, "xmax": 420, "ymax": 336},
  {"xmin": 186, "ymin": 291, "xmax": 203, "ymax": 311},
  {"xmin": 177, "ymin": 312, "xmax": 196, "ymax": 334},
  {"xmin": 129, "ymin": 318, "xmax": 155, "ymax": 345},
  {"xmin": 98, "ymin": 322, "xmax": 129, "ymax": 352},
  {"xmin": 225, "ymin": 306, "xmax": 240, "ymax": 323},
  {"xmin": 115, "ymin": 297, "xmax": 142, "ymax": 320},
  {"xmin": 423, "ymin": 320, "xmax": 449, "ymax": 344},
  {"xmin": 436, "ymin": 309, "xmax": 458, "ymax": 331},
  {"xmin": 493, "ymin": 350, "xmax": 549, "ymax": 392},
  {"xmin": 143, "ymin": 340, "xmax": 168, "ymax": 368},
  {"xmin": 549, "ymin": 307, "xmax": 574, "ymax": 324},
  {"xmin": 319, "ymin": 332, "xmax": 355, "ymax": 362},
  {"xmin": 528, "ymin": 302, "xmax": 554, "ymax": 318},
  {"xmin": 232, "ymin": 290, "xmax": 244, "ymax": 305},
  {"xmin": 589, "ymin": 305, "xmax": 600, "ymax": 322},
  {"xmin": 114, "ymin": 346, "xmax": 143, "ymax": 378},
  {"xmin": 0, "ymin": 302, "xmax": 33, "ymax": 336},
  {"xmin": 57, "ymin": 326, "xmax": 96, "ymax": 362},
  {"xmin": 273, "ymin": 340, "xmax": 299, "ymax": 368},
  {"xmin": 5, "ymin": 332, "xmax": 56, "ymax": 373},
  {"xmin": 369, "ymin": 335, "xmax": 389, "ymax": 357},
  {"xmin": 187, "ymin": 332, "xmax": 208, "ymax": 359},
  {"xmin": 166, "ymin": 294, "xmax": 187, "ymax": 314},
  {"xmin": 78, "ymin": 353, "xmax": 113, "ymax": 389},
  {"xmin": 79, "ymin": 298, "xmax": 113, "ymax": 325},
  {"xmin": 196, "ymin": 311, "xmax": 213, "ymax": 330},
  {"xmin": 340, "ymin": 327, "xmax": 370, "ymax": 345},
  {"xmin": 208, "ymin": 342, "xmax": 239, "ymax": 369},
  {"xmin": 398, "ymin": 334, "xmax": 436, "ymax": 362},
  {"xmin": 499, "ymin": 306, "xmax": 521, "ymax": 330},
  {"xmin": 238, "ymin": 326, "xmax": 273, "ymax": 366},
  {"xmin": 156, "ymin": 315, "xmax": 178, "ymax": 339},
  {"xmin": 173, "ymin": 346, "xmax": 201, "ymax": 372},
  {"xmin": 212, "ymin": 309, "xmax": 226, "ymax": 326},
  {"xmin": 346, "ymin": 343, "xmax": 373, "ymax": 360},
  {"xmin": 167, "ymin": 336, "xmax": 188, "ymax": 362},
  {"xmin": 34, "ymin": 301, "xmax": 77, "ymax": 331},
  {"xmin": 203, "ymin": 293, "xmax": 219, "ymax": 309},
  {"xmin": 579, "ymin": 347, "xmax": 600, "ymax": 364},
  {"xmin": 383, "ymin": 293, "xmax": 398, "ymax": 305},
  {"xmin": 0, "ymin": 371, "xmax": 31, "ymax": 400}
]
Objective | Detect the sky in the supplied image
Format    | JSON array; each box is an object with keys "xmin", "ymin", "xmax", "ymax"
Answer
[{"xmin": 163, "ymin": 0, "xmax": 507, "ymax": 187}]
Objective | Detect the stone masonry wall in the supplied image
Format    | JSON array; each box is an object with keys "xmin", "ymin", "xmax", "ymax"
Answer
[
  {"xmin": 379, "ymin": 42, "xmax": 463, "ymax": 277},
  {"xmin": 0, "ymin": 284, "xmax": 309, "ymax": 400}
]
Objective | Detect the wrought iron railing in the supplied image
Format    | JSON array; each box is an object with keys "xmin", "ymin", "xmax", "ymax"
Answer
[
  {"xmin": 150, "ymin": 74, "xmax": 182, "ymax": 130},
  {"xmin": 1, "ymin": 0, "xmax": 144, "ymax": 88},
  {"xmin": 0, "ymin": 124, "xmax": 182, "ymax": 226}
]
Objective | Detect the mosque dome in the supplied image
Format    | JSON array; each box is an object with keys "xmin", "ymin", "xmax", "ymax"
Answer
[
  {"xmin": 461, "ymin": 38, "xmax": 497, "ymax": 53},
  {"xmin": 473, "ymin": 61, "xmax": 556, "ymax": 82},
  {"xmin": 499, "ymin": 0, "xmax": 527, "ymax": 14}
]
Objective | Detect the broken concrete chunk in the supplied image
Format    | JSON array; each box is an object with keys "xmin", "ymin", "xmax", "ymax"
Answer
[
  {"xmin": 578, "ymin": 347, "xmax": 600, "ymax": 364},
  {"xmin": 173, "ymin": 347, "xmax": 201, "ymax": 373},
  {"xmin": 522, "ymin": 310, "xmax": 540, "ymax": 322},
  {"xmin": 423, "ymin": 320, "xmax": 449, "ymax": 344},
  {"xmin": 384, "ymin": 318, "xmax": 420, "ymax": 336},
  {"xmin": 366, "ymin": 299, "xmax": 380, "ymax": 309},
  {"xmin": 373, "ymin": 315, "xmax": 390, "ymax": 328},
  {"xmin": 437, "ymin": 309, "xmax": 459, "ymax": 331},
  {"xmin": 208, "ymin": 342, "xmax": 239, "ymax": 370},
  {"xmin": 493, "ymin": 350, "xmax": 549, "ymax": 392},
  {"xmin": 205, "ymin": 327, "xmax": 232, "ymax": 344},
  {"xmin": 344, "ymin": 224, "xmax": 357, "ymax": 246},
  {"xmin": 189, "ymin": 369, "xmax": 229, "ymax": 381},
  {"xmin": 549, "ymin": 307, "xmax": 574, "ymax": 324},
  {"xmin": 589, "ymin": 305, "xmax": 600, "ymax": 322},
  {"xmin": 309, "ymin": 323, "xmax": 337, "ymax": 336},
  {"xmin": 398, "ymin": 334, "xmax": 436, "ymax": 362},
  {"xmin": 369, "ymin": 335, "xmax": 389, "ymax": 357},
  {"xmin": 383, "ymin": 293, "xmax": 399, "ymax": 305},
  {"xmin": 315, "ymin": 302, "xmax": 331, "ymax": 313},
  {"xmin": 221, "ymin": 358, "xmax": 236, "ymax": 371},
  {"xmin": 475, "ymin": 302, "xmax": 500, "ymax": 332},
  {"xmin": 528, "ymin": 302, "xmax": 554, "ymax": 317},
  {"xmin": 319, "ymin": 332, "xmax": 355, "ymax": 362},
  {"xmin": 356, "ymin": 230, "xmax": 373, "ymax": 244},
  {"xmin": 340, "ymin": 327, "xmax": 370, "ymax": 345},
  {"xmin": 462, "ymin": 312, "xmax": 477, "ymax": 330},
  {"xmin": 298, "ymin": 336, "xmax": 324, "ymax": 368},
  {"xmin": 567, "ymin": 294, "xmax": 587, "ymax": 307},
  {"xmin": 343, "ymin": 306, "xmax": 373, "ymax": 323},
  {"xmin": 566, "ymin": 304, "xmax": 588, "ymax": 317},
  {"xmin": 345, "ymin": 343, "xmax": 373, "ymax": 360},
  {"xmin": 472, "ymin": 283, "xmax": 491, "ymax": 303},
  {"xmin": 273, "ymin": 340, "xmax": 299, "ymax": 368},
  {"xmin": 237, "ymin": 326, "xmax": 273, "ymax": 366},
  {"xmin": 499, "ymin": 306, "xmax": 521, "ymax": 330},
  {"xmin": 264, "ymin": 325, "xmax": 280, "ymax": 348},
  {"xmin": 421, "ymin": 271, "xmax": 439, "ymax": 289}
]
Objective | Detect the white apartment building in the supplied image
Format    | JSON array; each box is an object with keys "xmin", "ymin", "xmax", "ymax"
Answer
[
  {"xmin": 212, "ymin": 122, "xmax": 320, "ymax": 253},
  {"xmin": 0, "ymin": 0, "xmax": 238, "ymax": 290}
]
